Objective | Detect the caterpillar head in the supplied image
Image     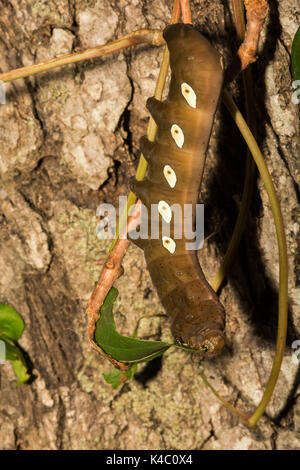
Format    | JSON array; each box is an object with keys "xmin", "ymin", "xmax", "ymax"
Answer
[
  {"xmin": 186, "ymin": 325, "xmax": 225, "ymax": 356},
  {"xmin": 172, "ymin": 304, "xmax": 225, "ymax": 356}
]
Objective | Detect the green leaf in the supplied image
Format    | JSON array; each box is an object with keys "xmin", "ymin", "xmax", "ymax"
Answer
[
  {"xmin": 103, "ymin": 368, "xmax": 123, "ymax": 389},
  {"xmin": 12, "ymin": 359, "xmax": 30, "ymax": 385},
  {"xmin": 95, "ymin": 287, "xmax": 170, "ymax": 363},
  {"xmin": 0, "ymin": 303, "xmax": 24, "ymax": 341},
  {"xmin": 0, "ymin": 337, "xmax": 30, "ymax": 384},
  {"xmin": 292, "ymin": 26, "xmax": 300, "ymax": 81},
  {"xmin": 103, "ymin": 364, "xmax": 138, "ymax": 389}
]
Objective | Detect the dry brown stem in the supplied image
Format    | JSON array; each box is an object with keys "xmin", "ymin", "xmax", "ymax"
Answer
[
  {"xmin": 86, "ymin": 201, "xmax": 142, "ymax": 371},
  {"xmin": 180, "ymin": 0, "xmax": 192, "ymax": 24},
  {"xmin": 226, "ymin": 0, "xmax": 268, "ymax": 82},
  {"xmin": 0, "ymin": 29, "xmax": 164, "ymax": 83}
]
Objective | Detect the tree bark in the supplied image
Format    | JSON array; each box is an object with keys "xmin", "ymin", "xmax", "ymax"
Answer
[{"xmin": 0, "ymin": 0, "xmax": 299, "ymax": 450}]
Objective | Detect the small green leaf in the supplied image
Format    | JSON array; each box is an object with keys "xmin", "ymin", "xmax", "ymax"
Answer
[
  {"xmin": 12, "ymin": 359, "xmax": 30, "ymax": 385},
  {"xmin": 292, "ymin": 26, "xmax": 300, "ymax": 81},
  {"xmin": 103, "ymin": 368, "xmax": 123, "ymax": 389},
  {"xmin": 103, "ymin": 364, "xmax": 138, "ymax": 389},
  {"xmin": 0, "ymin": 303, "xmax": 24, "ymax": 341},
  {"xmin": 95, "ymin": 287, "xmax": 170, "ymax": 363},
  {"xmin": 0, "ymin": 337, "xmax": 30, "ymax": 384}
]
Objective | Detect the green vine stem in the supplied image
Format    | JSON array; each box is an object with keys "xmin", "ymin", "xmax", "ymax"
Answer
[
  {"xmin": 211, "ymin": 0, "xmax": 256, "ymax": 292},
  {"xmin": 222, "ymin": 88, "xmax": 288, "ymax": 428},
  {"xmin": 199, "ymin": 370, "xmax": 250, "ymax": 423}
]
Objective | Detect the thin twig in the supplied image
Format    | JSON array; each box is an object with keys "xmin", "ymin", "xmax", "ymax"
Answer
[
  {"xmin": 86, "ymin": 201, "xmax": 142, "ymax": 371},
  {"xmin": 180, "ymin": 0, "xmax": 192, "ymax": 24},
  {"xmin": 0, "ymin": 29, "xmax": 164, "ymax": 83},
  {"xmin": 225, "ymin": 0, "xmax": 268, "ymax": 83},
  {"xmin": 199, "ymin": 371, "xmax": 250, "ymax": 424}
]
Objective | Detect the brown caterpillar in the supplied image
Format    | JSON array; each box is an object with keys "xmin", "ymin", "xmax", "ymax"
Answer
[{"xmin": 130, "ymin": 23, "xmax": 225, "ymax": 355}]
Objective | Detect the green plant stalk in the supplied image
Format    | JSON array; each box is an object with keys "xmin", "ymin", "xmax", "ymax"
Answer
[
  {"xmin": 212, "ymin": 0, "xmax": 256, "ymax": 292},
  {"xmin": 232, "ymin": 0, "xmax": 246, "ymax": 42},
  {"xmin": 199, "ymin": 371, "xmax": 250, "ymax": 423},
  {"xmin": 222, "ymin": 88, "xmax": 288, "ymax": 428},
  {"xmin": 109, "ymin": 0, "xmax": 181, "ymax": 252}
]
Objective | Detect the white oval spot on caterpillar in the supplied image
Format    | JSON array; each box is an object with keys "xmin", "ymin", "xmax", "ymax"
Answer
[
  {"xmin": 220, "ymin": 55, "xmax": 224, "ymax": 70},
  {"xmin": 163, "ymin": 165, "xmax": 177, "ymax": 188},
  {"xmin": 181, "ymin": 82, "xmax": 196, "ymax": 108},
  {"xmin": 162, "ymin": 236, "xmax": 176, "ymax": 254},
  {"xmin": 158, "ymin": 200, "xmax": 172, "ymax": 223},
  {"xmin": 171, "ymin": 124, "xmax": 184, "ymax": 148}
]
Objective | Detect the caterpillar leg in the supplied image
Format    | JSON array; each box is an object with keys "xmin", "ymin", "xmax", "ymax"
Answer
[
  {"xmin": 129, "ymin": 177, "xmax": 151, "ymax": 206},
  {"xmin": 139, "ymin": 135, "xmax": 155, "ymax": 162},
  {"xmin": 146, "ymin": 97, "xmax": 167, "ymax": 126}
]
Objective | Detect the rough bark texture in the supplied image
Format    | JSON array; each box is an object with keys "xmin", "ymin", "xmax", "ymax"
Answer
[{"xmin": 0, "ymin": 0, "xmax": 299, "ymax": 450}]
